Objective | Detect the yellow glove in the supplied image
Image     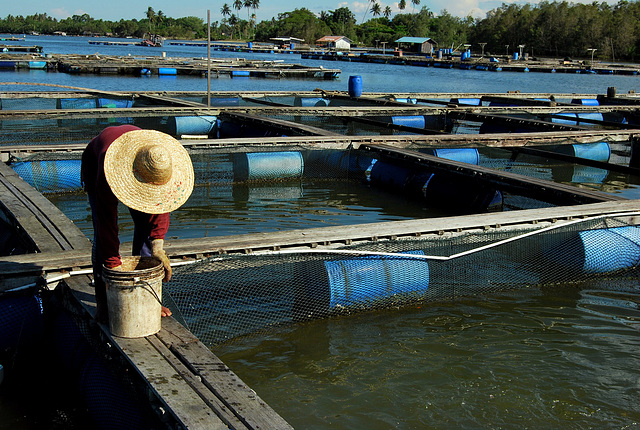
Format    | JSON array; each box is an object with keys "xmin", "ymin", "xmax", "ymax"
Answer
[{"xmin": 151, "ymin": 239, "xmax": 172, "ymax": 282}]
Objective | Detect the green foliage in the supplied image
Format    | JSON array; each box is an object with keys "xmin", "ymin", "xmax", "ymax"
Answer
[{"xmin": 0, "ymin": 1, "xmax": 638, "ymax": 60}]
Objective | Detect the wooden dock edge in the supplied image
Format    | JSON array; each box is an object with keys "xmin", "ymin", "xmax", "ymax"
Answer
[{"xmin": 62, "ymin": 274, "xmax": 293, "ymax": 430}]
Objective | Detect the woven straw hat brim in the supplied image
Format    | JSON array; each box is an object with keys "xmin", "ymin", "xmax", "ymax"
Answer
[{"xmin": 104, "ymin": 130, "xmax": 194, "ymax": 214}]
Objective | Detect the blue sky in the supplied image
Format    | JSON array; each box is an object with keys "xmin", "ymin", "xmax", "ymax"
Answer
[{"xmin": 4, "ymin": 0, "xmax": 622, "ymax": 24}]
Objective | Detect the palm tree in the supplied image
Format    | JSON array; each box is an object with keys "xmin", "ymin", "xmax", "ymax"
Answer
[
  {"xmin": 221, "ymin": 3, "xmax": 232, "ymax": 22},
  {"xmin": 146, "ymin": 7, "xmax": 156, "ymax": 33},
  {"xmin": 233, "ymin": 0, "xmax": 243, "ymax": 19},
  {"xmin": 399, "ymin": 0, "xmax": 407, "ymax": 11},
  {"xmin": 371, "ymin": 2, "xmax": 382, "ymax": 17},
  {"xmin": 384, "ymin": 5, "xmax": 392, "ymax": 18},
  {"xmin": 411, "ymin": 0, "xmax": 420, "ymax": 13}
]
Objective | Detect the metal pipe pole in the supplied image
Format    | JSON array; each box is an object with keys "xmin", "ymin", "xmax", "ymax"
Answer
[{"xmin": 207, "ymin": 9, "xmax": 211, "ymax": 107}]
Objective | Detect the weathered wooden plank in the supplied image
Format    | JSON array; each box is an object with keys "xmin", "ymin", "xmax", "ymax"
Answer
[
  {"xmin": 114, "ymin": 336, "xmax": 230, "ymax": 430},
  {"xmin": 0, "ymin": 161, "xmax": 90, "ymax": 251},
  {"xmin": 171, "ymin": 341, "xmax": 294, "ymax": 430},
  {"xmin": 146, "ymin": 335, "xmax": 248, "ymax": 429},
  {"xmin": 65, "ymin": 274, "xmax": 241, "ymax": 429},
  {"xmin": 3, "ymin": 199, "xmax": 640, "ymax": 280}
]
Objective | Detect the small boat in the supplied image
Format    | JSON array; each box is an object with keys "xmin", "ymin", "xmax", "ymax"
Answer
[{"xmin": 138, "ymin": 33, "xmax": 163, "ymax": 47}]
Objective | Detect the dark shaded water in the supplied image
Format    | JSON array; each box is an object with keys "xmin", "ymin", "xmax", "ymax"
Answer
[{"xmin": 2, "ymin": 34, "xmax": 640, "ymax": 429}]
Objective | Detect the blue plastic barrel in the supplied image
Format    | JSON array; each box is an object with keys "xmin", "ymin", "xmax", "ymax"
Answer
[
  {"xmin": 425, "ymin": 148, "xmax": 480, "ymax": 165},
  {"xmin": 57, "ymin": 98, "xmax": 97, "ymax": 109},
  {"xmin": 97, "ymin": 98, "xmax": 133, "ymax": 108},
  {"xmin": 294, "ymin": 97, "xmax": 329, "ymax": 107},
  {"xmin": 513, "ymin": 52, "xmax": 519, "ymax": 60},
  {"xmin": 451, "ymin": 98, "xmax": 481, "ymax": 106},
  {"xmin": 548, "ymin": 226, "xmax": 640, "ymax": 274},
  {"xmin": 324, "ymin": 251, "xmax": 429, "ymax": 308},
  {"xmin": 552, "ymin": 112, "xmax": 603, "ymax": 126},
  {"xmin": 348, "ymin": 75, "xmax": 363, "ymax": 98},
  {"xmin": 247, "ymin": 42, "xmax": 253, "ymax": 49},
  {"xmin": 169, "ymin": 115, "xmax": 217, "ymax": 136},
  {"xmin": 571, "ymin": 98, "xmax": 599, "ymax": 106},
  {"xmin": 28, "ymin": 61, "xmax": 46, "ymax": 69},
  {"xmin": 158, "ymin": 67, "xmax": 177, "ymax": 75},
  {"xmin": 232, "ymin": 70, "xmax": 250, "ymax": 77},
  {"xmin": 437, "ymin": 50, "xmax": 443, "ymax": 59},
  {"xmin": 204, "ymin": 97, "xmax": 240, "ymax": 106},
  {"xmin": 391, "ymin": 116, "xmax": 425, "ymax": 128},
  {"xmin": 233, "ymin": 151, "xmax": 304, "ymax": 181},
  {"xmin": 11, "ymin": 160, "xmax": 83, "ymax": 192}
]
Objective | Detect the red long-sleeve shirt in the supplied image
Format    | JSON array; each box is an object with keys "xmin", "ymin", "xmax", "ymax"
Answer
[{"xmin": 81, "ymin": 125, "xmax": 170, "ymax": 269}]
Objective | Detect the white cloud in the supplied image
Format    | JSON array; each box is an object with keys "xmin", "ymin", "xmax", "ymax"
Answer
[{"xmin": 50, "ymin": 8, "xmax": 71, "ymax": 19}]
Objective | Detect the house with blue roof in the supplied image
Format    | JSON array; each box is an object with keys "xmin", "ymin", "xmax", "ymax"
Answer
[{"xmin": 395, "ymin": 37, "xmax": 436, "ymax": 54}]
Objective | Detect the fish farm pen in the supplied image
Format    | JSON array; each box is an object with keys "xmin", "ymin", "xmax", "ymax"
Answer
[{"xmin": 1, "ymin": 87, "xmax": 640, "ymax": 428}]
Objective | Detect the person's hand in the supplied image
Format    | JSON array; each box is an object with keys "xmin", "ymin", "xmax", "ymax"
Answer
[{"xmin": 151, "ymin": 239, "xmax": 172, "ymax": 282}]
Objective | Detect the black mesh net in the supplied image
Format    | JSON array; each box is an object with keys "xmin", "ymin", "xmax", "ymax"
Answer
[{"xmin": 166, "ymin": 214, "xmax": 640, "ymax": 346}]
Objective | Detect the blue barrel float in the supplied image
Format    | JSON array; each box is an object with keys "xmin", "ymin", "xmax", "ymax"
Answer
[
  {"xmin": 391, "ymin": 116, "xmax": 425, "ymax": 128},
  {"xmin": 233, "ymin": 151, "xmax": 304, "ymax": 182},
  {"xmin": 28, "ymin": 61, "xmax": 47, "ymax": 69},
  {"xmin": 57, "ymin": 98, "xmax": 97, "ymax": 109},
  {"xmin": 348, "ymin": 75, "xmax": 363, "ymax": 98},
  {"xmin": 294, "ymin": 96, "xmax": 329, "ymax": 107},
  {"xmin": 97, "ymin": 98, "xmax": 134, "ymax": 108},
  {"xmin": 324, "ymin": 251, "xmax": 429, "ymax": 308},
  {"xmin": 424, "ymin": 148, "xmax": 480, "ymax": 165},
  {"xmin": 546, "ymin": 226, "xmax": 640, "ymax": 274},
  {"xmin": 11, "ymin": 160, "xmax": 83, "ymax": 193},
  {"xmin": 368, "ymin": 153, "xmax": 499, "ymax": 212},
  {"xmin": 552, "ymin": 142, "xmax": 610, "ymax": 162},
  {"xmin": 158, "ymin": 67, "xmax": 177, "ymax": 75},
  {"xmin": 552, "ymin": 112, "xmax": 604, "ymax": 126},
  {"xmin": 167, "ymin": 115, "xmax": 217, "ymax": 137}
]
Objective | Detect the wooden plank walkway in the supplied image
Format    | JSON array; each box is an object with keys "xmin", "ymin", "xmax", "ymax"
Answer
[
  {"xmin": 4, "ymin": 199, "xmax": 640, "ymax": 290},
  {"xmin": 64, "ymin": 274, "xmax": 293, "ymax": 430}
]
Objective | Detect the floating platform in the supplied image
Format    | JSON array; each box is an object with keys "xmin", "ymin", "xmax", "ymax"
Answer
[
  {"xmin": 0, "ymin": 53, "xmax": 340, "ymax": 79},
  {"xmin": 2, "ymin": 88, "xmax": 640, "ymax": 428},
  {"xmin": 301, "ymin": 51, "xmax": 640, "ymax": 75}
]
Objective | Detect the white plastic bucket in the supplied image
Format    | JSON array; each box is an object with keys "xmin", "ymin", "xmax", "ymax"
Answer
[{"xmin": 103, "ymin": 256, "xmax": 163, "ymax": 338}]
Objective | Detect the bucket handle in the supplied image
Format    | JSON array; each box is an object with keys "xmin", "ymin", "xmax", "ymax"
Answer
[{"xmin": 120, "ymin": 278, "xmax": 163, "ymax": 305}]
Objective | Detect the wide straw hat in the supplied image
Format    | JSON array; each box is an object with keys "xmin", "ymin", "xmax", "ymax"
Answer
[{"xmin": 104, "ymin": 130, "xmax": 194, "ymax": 214}]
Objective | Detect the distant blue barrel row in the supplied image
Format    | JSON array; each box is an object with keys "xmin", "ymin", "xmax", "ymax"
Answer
[
  {"xmin": 168, "ymin": 115, "xmax": 217, "ymax": 136},
  {"xmin": 325, "ymin": 251, "xmax": 429, "ymax": 308},
  {"xmin": 233, "ymin": 151, "xmax": 304, "ymax": 181},
  {"xmin": 11, "ymin": 160, "xmax": 82, "ymax": 192}
]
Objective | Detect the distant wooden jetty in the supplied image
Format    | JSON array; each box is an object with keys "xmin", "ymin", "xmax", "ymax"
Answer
[{"xmin": 0, "ymin": 52, "xmax": 340, "ymax": 79}]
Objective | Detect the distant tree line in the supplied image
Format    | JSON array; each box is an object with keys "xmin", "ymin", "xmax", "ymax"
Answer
[{"xmin": 1, "ymin": 1, "xmax": 639, "ymax": 61}]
